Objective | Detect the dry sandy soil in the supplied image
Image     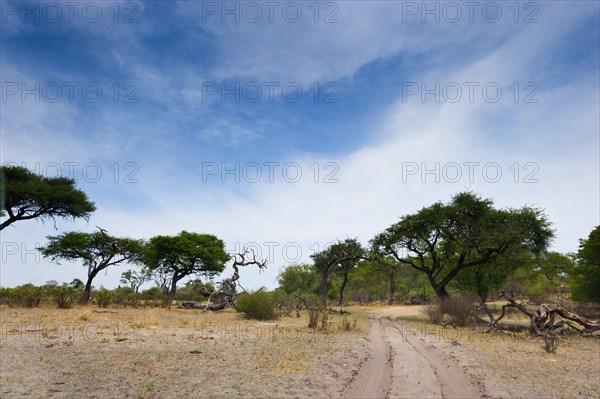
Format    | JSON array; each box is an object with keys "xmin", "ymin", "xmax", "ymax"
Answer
[
  {"xmin": 0, "ymin": 306, "xmax": 367, "ymax": 398},
  {"xmin": 364, "ymin": 304, "xmax": 600, "ymax": 399},
  {"xmin": 1, "ymin": 304, "xmax": 599, "ymax": 398}
]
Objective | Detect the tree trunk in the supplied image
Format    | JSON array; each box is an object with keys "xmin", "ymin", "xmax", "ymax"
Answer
[
  {"xmin": 388, "ymin": 269, "xmax": 396, "ymax": 305},
  {"xmin": 338, "ymin": 272, "xmax": 349, "ymax": 307},
  {"xmin": 167, "ymin": 277, "xmax": 179, "ymax": 309},
  {"xmin": 428, "ymin": 275, "xmax": 450, "ymax": 300},
  {"xmin": 434, "ymin": 286, "xmax": 450, "ymax": 300},
  {"xmin": 82, "ymin": 269, "xmax": 99, "ymax": 303},
  {"xmin": 320, "ymin": 275, "xmax": 328, "ymax": 308},
  {"xmin": 83, "ymin": 279, "xmax": 93, "ymax": 303}
]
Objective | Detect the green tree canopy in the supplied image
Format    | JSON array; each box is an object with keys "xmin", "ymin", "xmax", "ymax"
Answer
[
  {"xmin": 39, "ymin": 228, "xmax": 143, "ymax": 302},
  {"xmin": 142, "ymin": 231, "xmax": 230, "ymax": 306},
  {"xmin": 454, "ymin": 249, "xmax": 534, "ymax": 303},
  {"xmin": 371, "ymin": 192, "xmax": 554, "ymax": 299},
  {"xmin": 535, "ymin": 251, "xmax": 573, "ymax": 282},
  {"xmin": 311, "ymin": 238, "xmax": 364, "ymax": 306},
  {"xmin": 0, "ymin": 165, "xmax": 96, "ymax": 230},
  {"xmin": 120, "ymin": 267, "xmax": 153, "ymax": 294},
  {"xmin": 277, "ymin": 264, "xmax": 318, "ymax": 295},
  {"xmin": 570, "ymin": 226, "xmax": 600, "ymax": 302}
]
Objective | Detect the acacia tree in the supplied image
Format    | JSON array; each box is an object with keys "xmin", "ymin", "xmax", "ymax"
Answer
[
  {"xmin": 39, "ymin": 228, "xmax": 143, "ymax": 302},
  {"xmin": 311, "ymin": 238, "xmax": 364, "ymax": 307},
  {"xmin": 335, "ymin": 259, "xmax": 360, "ymax": 306},
  {"xmin": 371, "ymin": 192, "xmax": 554, "ymax": 300},
  {"xmin": 120, "ymin": 267, "xmax": 153, "ymax": 293},
  {"xmin": 143, "ymin": 231, "xmax": 230, "ymax": 307},
  {"xmin": 536, "ymin": 251, "xmax": 573, "ymax": 282},
  {"xmin": 361, "ymin": 254, "xmax": 405, "ymax": 305},
  {"xmin": 570, "ymin": 226, "xmax": 600, "ymax": 302},
  {"xmin": 0, "ymin": 165, "xmax": 95, "ymax": 230},
  {"xmin": 454, "ymin": 249, "xmax": 533, "ymax": 304}
]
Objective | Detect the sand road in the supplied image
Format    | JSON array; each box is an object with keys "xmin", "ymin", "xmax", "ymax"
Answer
[{"xmin": 344, "ymin": 310, "xmax": 483, "ymax": 399}]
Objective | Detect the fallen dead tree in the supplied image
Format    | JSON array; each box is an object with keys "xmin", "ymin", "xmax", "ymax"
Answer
[
  {"xmin": 177, "ymin": 249, "xmax": 266, "ymax": 311},
  {"xmin": 486, "ymin": 290, "xmax": 600, "ymax": 336}
]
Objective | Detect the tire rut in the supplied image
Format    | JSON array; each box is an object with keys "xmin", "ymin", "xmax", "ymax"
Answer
[
  {"xmin": 343, "ymin": 318, "xmax": 392, "ymax": 399},
  {"xmin": 343, "ymin": 316, "xmax": 483, "ymax": 399}
]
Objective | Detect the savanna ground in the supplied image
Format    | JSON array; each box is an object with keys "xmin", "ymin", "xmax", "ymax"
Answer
[{"xmin": 1, "ymin": 303, "xmax": 598, "ymax": 398}]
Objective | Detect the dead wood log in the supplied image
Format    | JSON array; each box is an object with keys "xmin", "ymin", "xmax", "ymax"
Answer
[
  {"xmin": 490, "ymin": 291, "xmax": 600, "ymax": 335},
  {"xmin": 533, "ymin": 304, "xmax": 600, "ymax": 334},
  {"xmin": 178, "ymin": 248, "xmax": 266, "ymax": 312}
]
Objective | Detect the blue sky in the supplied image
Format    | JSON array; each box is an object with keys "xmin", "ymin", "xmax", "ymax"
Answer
[{"xmin": 1, "ymin": 1, "xmax": 599, "ymax": 290}]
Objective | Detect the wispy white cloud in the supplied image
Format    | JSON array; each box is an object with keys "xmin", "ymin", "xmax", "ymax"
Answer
[{"xmin": 1, "ymin": 1, "xmax": 598, "ymax": 291}]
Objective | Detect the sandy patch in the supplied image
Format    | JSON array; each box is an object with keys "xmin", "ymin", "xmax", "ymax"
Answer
[{"xmin": 0, "ymin": 307, "xmax": 366, "ymax": 398}]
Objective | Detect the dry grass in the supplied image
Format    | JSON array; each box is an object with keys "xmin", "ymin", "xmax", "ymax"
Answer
[
  {"xmin": 0, "ymin": 305, "xmax": 366, "ymax": 398},
  {"xmin": 4, "ymin": 304, "xmax": 596, "ymax": 398},
  {"xmin": 396, "ymin": 308, "xmax": 600, "ymax": 399}
]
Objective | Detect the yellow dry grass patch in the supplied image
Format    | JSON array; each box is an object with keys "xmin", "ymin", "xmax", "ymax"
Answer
[
  {"xmin": 395, "ymin": 309, "xmax": 600, "ymax": 399},
  {"xmin": 1, "ymin": 304, "xmax": 366, "ymax": 398}
]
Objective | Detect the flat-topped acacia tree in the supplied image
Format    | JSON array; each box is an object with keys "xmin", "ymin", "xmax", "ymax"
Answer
[
  {"xmin": 39, "ymin": 228, "xmax": 143, "ymax": 302},
  {"xmin": 371, "ymin": 192, "xmax": 554, "ymax": 300},
  {"xmin": 142, "ymin": 231, "xmax": 231, "ymax": 307},
  {"xmin": 0, "ymin": 165, "xmax": 95, "ymax": 230}
]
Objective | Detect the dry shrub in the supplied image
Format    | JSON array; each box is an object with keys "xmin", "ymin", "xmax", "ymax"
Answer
[
  {"xmin": 308, "ymin": 308, "xmax": 319, "ymax": 329},
  {"xmin": 423, "ymin": 302, "xmax": 443, "ymax": 324},
  {"xmin": 543, "ymin": 334, "xmax": 559, "ymax": 353},
  {"xmin": 564, "ymin": 302, "xmax": 600, "ymax": 320},
  {"xmin": 441, "ymin": 295, "xmax": 476, "ymax": 327},
  {"xmin": 319, "ymin": 311, "xmax": 329, "ymax": 332},
  {"xmin": 338, "ymin": 315, "xmax": 358, "ymax": 332}
]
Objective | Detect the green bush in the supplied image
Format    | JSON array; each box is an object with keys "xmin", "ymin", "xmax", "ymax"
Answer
[
  {"xmin": 0, "ymin": 287, "xmax": 14, "ymax": 306},
  {"xmin": 234, "ymin": 290, "xmax": 278, "ymax": 320},
  {"xmin": 12, "ymin": 284, "xmax": 44, "ymax": 308},
  {"xmin": 112, "ymin": 286, "xmax": 140, "ymax": 307},
  {"xmin": 140, "ymin": 286, "xmax": 168, "ymax": 307},
  {"xmin": 95, "ymin": 289, "xmax": 113, "ymax": 308},
  {"xmin": 52, "ymin": 286, "xmax": 80, "ymax": 309},
  {"xmin": 524, "ymin": 275, "xmax": 556, "ymax": 304}
]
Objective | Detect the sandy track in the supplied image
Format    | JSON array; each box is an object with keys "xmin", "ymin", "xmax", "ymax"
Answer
[
  {"xmin": 344, "ymin": 318, "xmax": 392, "ymax": 399},
  {"xmin": 344, "ymin": 314, "xmax": 482, "ymax": 399}
]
